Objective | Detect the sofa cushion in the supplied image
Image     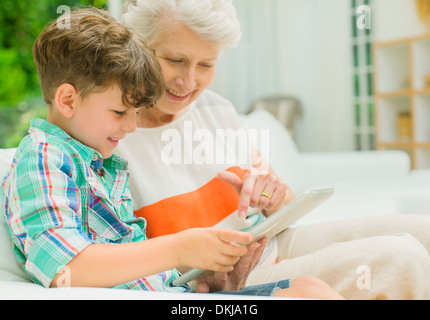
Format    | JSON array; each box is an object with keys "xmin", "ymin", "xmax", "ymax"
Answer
[
  {"xmin": 0, "ymin": 148, "xmax": 15, "ymax": 178},
  {"xmin": 0, "ymin": 215, "xmax": 32, "ymax": 282},
  {"xmin": 0, "ymin": 148, "xmax": 32, "ymax": 282},
  {"xmin": 242, "ymin": 110, "xmax": 308, "ymax": 194}
]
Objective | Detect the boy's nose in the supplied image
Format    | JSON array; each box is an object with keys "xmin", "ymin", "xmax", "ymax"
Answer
[{"xmin": 123, "ymin": 112, "xmax": 137, "ymax": 133}]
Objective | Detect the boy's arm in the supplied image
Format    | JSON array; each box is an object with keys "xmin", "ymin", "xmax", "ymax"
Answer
[
  {"xmin": 51, "ymin": 228, "xmax": 252, "ymax": 288},
  {"xmin": 6, "ymin": 143, "xmax": 250, "ymax": 288},
  {"xmin": 5, "ymin": 144, "xmax": 93, "ymax": 287}
]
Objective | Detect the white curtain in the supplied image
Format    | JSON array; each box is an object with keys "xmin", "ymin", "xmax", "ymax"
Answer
[
  {"xmin": 108, "ymin": 0, "xmax": 123, "ymax": 20},
  {"xmin": 210, "ymin": 0, "xmax": 354, "ymax": 152},
  {"xmin": 109, "ymin": 0, "xmax": 355, "ymax": 152}
]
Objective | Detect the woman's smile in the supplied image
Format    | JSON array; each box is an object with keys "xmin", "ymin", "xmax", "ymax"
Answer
[{"xmin": 165, "ymin": 87, "xmax": 192, "ymax": 101}]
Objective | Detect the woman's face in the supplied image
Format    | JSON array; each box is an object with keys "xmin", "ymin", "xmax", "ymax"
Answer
[{"xmin": 150, "ymin": 22, "xmax": 221, "ymax": 119}]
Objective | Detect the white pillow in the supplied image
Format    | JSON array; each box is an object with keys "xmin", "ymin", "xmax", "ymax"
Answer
[
  {"xmin": 0, "ymin": 215, "xmax": 32, "ymax": 282},
  {"xmin": 0, "ymin": 148, "xmax": 32, "ymax": 282},
  {"xmin": 242, "ymin": 110, "xmax": 308, "ymax": 194},
  {"xmin": 0, "ymin": 148, "xmax": 16, "ymax": 178}
]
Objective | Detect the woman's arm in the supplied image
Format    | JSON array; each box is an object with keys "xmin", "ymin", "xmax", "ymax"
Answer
[{"xmin": 51, "ymin": 228, "xmax": 252, "ymax": 288}]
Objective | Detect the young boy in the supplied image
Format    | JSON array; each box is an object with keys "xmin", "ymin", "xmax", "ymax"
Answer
[{"xmin": 0, "ymin": 7, "xmax": 342, "ymax": 299}]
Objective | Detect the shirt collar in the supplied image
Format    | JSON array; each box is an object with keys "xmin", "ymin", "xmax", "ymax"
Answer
[{"xmin": 29, "ymin": 118, "xmax": 128, "ymax": 171}]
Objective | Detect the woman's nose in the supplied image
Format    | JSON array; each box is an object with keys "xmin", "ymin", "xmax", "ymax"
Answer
[{"xmin": 176, "ymin": 67, "xmax": 196, "ymax": 91}]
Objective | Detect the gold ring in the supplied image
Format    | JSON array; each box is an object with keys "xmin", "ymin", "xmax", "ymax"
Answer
[{"xmin": 261, "ymin": 191, "xmax": 272, "ymax": 199}]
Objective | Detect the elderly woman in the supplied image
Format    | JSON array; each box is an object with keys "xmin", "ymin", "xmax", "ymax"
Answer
[{"xmin": 118, "ymin": 0, "xmax": 430, "ymax": 299}]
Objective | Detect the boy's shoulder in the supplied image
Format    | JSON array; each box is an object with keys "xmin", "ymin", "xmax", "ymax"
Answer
[
  {"xmin": 10, "ymin": 119, "xmax": 93, "ymax": 176},
  {"xmin": 15, "ymin": 119, "xmax": 77, "ymax": 159},
  {"xmin": 9, "ymin": 118, "xmax": 128, "ymax": 180}
]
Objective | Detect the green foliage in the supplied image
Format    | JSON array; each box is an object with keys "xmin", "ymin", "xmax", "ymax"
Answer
[
  {"xmin": 0, "ymin": 96, "xmax": 47, "ymax": 148},
  {"xmin": 0, "ymin": 0, "xmax": 109, "ymax": 148},
  {"xmin": 0, "ymin": 49, "xmax": 27, "ymax": 104}
]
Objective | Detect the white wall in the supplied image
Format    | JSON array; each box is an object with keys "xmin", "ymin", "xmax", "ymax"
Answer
[
  {"xmin": 108, "ymin": 0, "xmax": 122, "ymax": 20},
  {"xmin": 210, "ymin": 0, "xmax": 428, "ymax": 152},
  {"xmin": 210, "ymin": 0, "xmax": 284, "ymax": 115},
  {"xmin": 211, "ymin": 0, "xmax": 354, "ymax": 152},
  {"xmin": 112, "ymin": 0, "xmax": 427, "ymax": 152},
  {"xmin": 374, "ymin": 0, "xmax": 427, "ymax": 42},
  {"xmin": 281, "ymin": 0, "xmax": 354, "ymax": 152}
]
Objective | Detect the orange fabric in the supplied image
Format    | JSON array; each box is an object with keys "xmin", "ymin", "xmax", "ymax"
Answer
[{"xmin": 134, "ymin": 166, "xmax": 248, "ymax": 238}]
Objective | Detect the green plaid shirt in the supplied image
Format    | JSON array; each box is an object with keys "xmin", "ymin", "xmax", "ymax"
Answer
[{"xmin": 1, "ymin": 118, "xmax": 186, "ymax": 292}]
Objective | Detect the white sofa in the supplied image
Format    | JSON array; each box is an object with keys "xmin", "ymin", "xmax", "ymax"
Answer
[
  {"xmin": 244, "ymin": 110, "xmax": 430, "ymax": 225},
  {"xmin": 1, "ymin": 109, "xmax": 429, "ymax": 299}
]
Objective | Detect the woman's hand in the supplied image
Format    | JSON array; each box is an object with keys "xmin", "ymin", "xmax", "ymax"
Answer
[
  {"xmin": 194, "ymin": 237, "xmax": 269, "ymax": 293},
  {"xmin": 217, "ymin": 168, "xmax": 294, "ymax": 218}
]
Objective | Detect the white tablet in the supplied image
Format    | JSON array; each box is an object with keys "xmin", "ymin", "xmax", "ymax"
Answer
[{"xmin": 172, "ymin": 188, "xmax": 334, "ymax": 286}]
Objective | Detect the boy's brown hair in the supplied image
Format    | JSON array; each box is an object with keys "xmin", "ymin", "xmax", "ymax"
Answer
[{"xmin": 33, "ymin": 7, "xmax": 164, "ymax": 108}]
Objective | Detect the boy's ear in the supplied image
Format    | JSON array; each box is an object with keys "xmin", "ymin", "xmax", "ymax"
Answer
[{"xmin": 54, "ymin": 84, "xmax": 79, "ymax": 118}]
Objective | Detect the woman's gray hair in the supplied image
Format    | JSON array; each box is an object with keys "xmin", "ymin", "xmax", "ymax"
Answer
[{"xmin": 122, "ymin": 0, "xmax": 241, "ymax": 49}]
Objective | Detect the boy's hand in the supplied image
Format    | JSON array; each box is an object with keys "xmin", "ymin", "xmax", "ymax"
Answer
[
  {"xmin": 175, "ymin": 228, "xmax": 252, "ymax": 272},
  {"xmin": 195, "ymin": 237, "xmax": 269, "ymax": 293}
]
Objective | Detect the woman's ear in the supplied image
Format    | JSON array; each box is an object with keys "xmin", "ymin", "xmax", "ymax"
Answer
[{"xmin": 54, "ymin": 84, "xmax": 78, "ymax": 118}]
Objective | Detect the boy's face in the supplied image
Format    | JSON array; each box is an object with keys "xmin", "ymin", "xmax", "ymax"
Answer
[{"xmin": 69, "ymin": 84, "xmax": 139, "ymax": 159}]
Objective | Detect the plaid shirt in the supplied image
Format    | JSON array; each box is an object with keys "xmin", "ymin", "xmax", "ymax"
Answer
[{"xmin": 1, "ymin": 118, "xmax": 186, "ymax": 292}]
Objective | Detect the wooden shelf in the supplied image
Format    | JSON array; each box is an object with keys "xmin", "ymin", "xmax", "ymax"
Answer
[
  {"xmin": 376, "ymin": 88, "xmax": 430, "ymax": 97},
  {"xmin": 416, "ymin": 142, "xmax": 430, "ymax": 148},
  {"xmin": 377, "ymin": 141, "xmax": 412, "ymax": 148},
  {"xmin": 375, "ymin": 89, "xmax": 412, "ymax": 98},
  {"xmin": 378, "ymin": 141, "xmax": 430, "ymax": 148},
  {"xmin": 415, "ymin": 88, "xmax": 430, "ymax": 95},
  {"xmin": 373, "ymin": 34, "xmax": 430, "ymax": 169}
]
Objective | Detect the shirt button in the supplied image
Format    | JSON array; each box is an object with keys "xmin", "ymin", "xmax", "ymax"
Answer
[{"xmin": 92, "ymin": 154, "xmax": 98, "ymax": 161}]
